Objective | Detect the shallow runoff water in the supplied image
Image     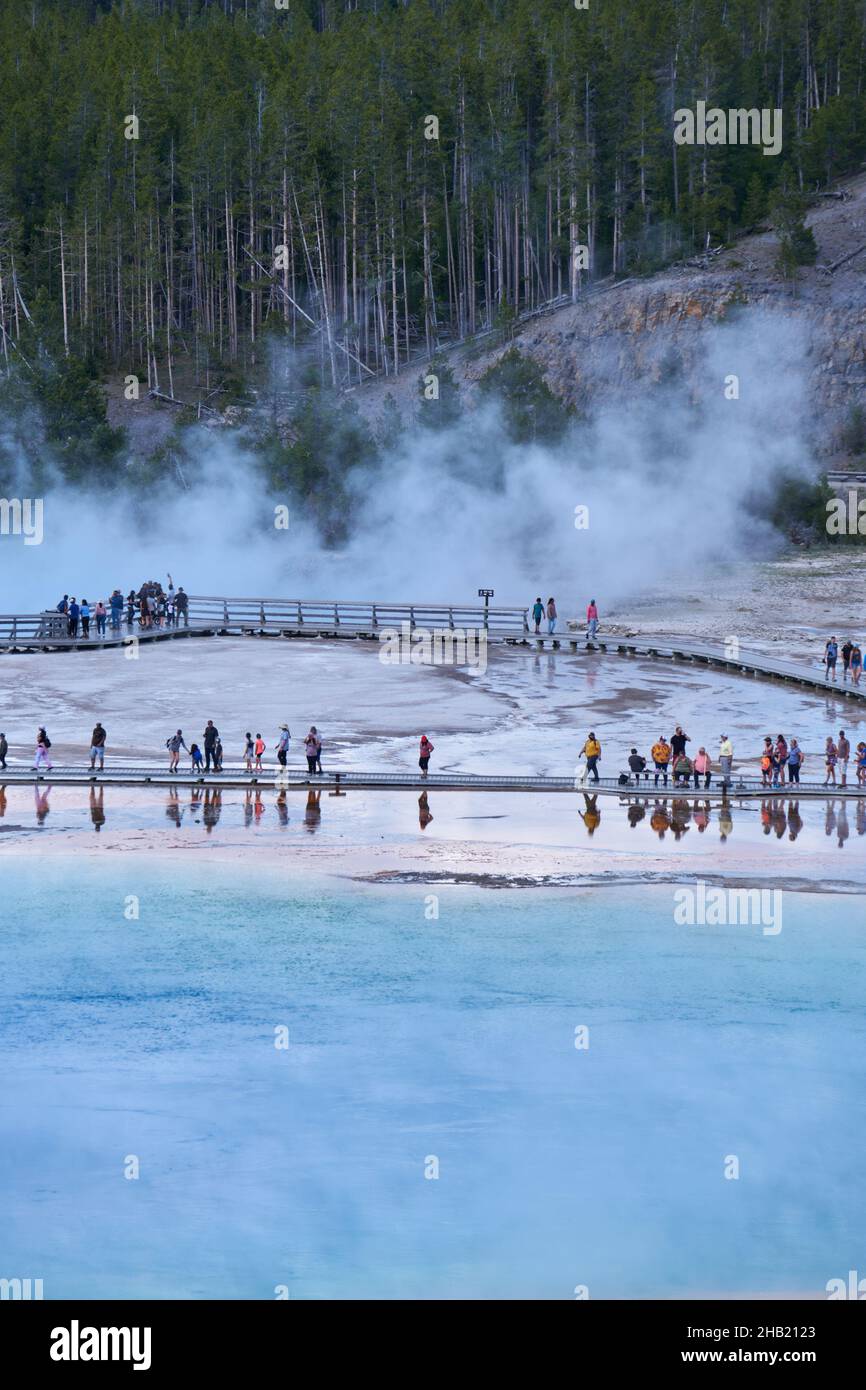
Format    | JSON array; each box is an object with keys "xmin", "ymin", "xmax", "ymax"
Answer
[{"xmin": 1, "ymin": 857, "xmax": 863, "ymax": 1299}]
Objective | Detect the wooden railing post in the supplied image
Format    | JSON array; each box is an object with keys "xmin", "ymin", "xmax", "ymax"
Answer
[
  {"xmin": 334, "ymin": 603, "xmax": 340, "ymax": 625},
  {"xmin": 223, "ymin": 601, "xmax": 229, "ymax": 623},
  {"xmin": 372, "ymin": 603, "xmax": 378, "ymax": 626},
  {"xmin": 297, "ymin": 602, "xmax": 303, "ymax": 624},
  {"xmin": 260, "ymin": 604, "xmax": 266, "ymax": 625}
]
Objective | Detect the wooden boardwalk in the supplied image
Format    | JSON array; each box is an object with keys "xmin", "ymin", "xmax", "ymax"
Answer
[
  {"xmin": 1, "ymin": 595, "xmax": 863, "ymax": 702},
  {"xmin": 3, "ymin": 766, "xmax": 865, "ymax": 800}
]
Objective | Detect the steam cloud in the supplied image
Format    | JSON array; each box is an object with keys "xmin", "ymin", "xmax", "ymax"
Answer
[{"xmin": 0, "ymin": 310, "xmax": 811, "ymax": 616}]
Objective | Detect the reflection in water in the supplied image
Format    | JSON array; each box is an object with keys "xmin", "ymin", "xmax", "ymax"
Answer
[
  {"xmin": 304, "ymin": 789, "xmax": 322, "ymax": 831},
  {"xmin": 0, "ymin": 785, "xmax": 862, "ymax": 851},
  {"xmin": 606, "ymin": 796, "xmax": 830, "ymax": 845},
  {"xmin": 202, "ymin": 789, "xmax": 222, "ymax": 834},
  {"xmin": 89, "ymin": 786, "xmax": 105, "ymax": 833},
  {"xmin": 578, "ymin": 793, "xmax": 600, "ymax": 836}
]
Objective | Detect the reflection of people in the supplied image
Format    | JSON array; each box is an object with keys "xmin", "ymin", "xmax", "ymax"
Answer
[
  {"xmin": 203, "ymin": 788, "xmax": 222, "ymax": 834},
  {"xmin": 650, "ymin": 801, "xmax": 669, "ymax": 840},
  {"xmin": 836, "ymin": 802, "xmax": 849, "ymax": 849},
  {"xmin": 276, "ymin": 790, "xmax": 289, "ymax": 827},
  {"xmin": 626, "ymin": 800, "xmax": 646, "ymax": 829},
  {"xmin": 165, "ymin": 788, "xmax": 182, "ymax": 827},
  {"xmin": 787, "ymin": 801, "xmax": 803, "ymax": 842},
  {"xmin": 578, "ymin": 793, "xmax": 600, "ymax": 836},
  {"xmin": 0, "ymin": 784, "xmax": 6, "ymax": 818},
  {"xmin": 304, "ymin": 789, "xmax": 322, "ymax": 830},
  {"xmin": 669, "ymin": 798, "xmax": 690, "ymax": 840},
  {"xmin": 89, "ymin": 786, "xmax": 105, "ymax": 832},
  {"xmin": 418, "ymin": 791, "xmax": 433, "ymax": 829},
  {"xmin": 718, "ymin": 803, "xmax": 733, "ymax": 841},
  {"xmin": 34, "ymin": 785, "xmax": 51, "ymax": 825}
]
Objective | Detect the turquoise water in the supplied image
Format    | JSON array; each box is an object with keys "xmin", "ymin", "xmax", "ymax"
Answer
[{"xmin": 1, "ymin": 859, "xmax": 864, "ymax": 1299}]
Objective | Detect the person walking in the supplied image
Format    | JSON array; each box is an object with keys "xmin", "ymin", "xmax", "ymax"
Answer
[
  {"xmin": 787, "ymin": 739, "xmax": 804, "ymax": 785},
  {"xmin": 94, "ymin": 601, "xmax": 107, "ymax": 636},
  {"xmin": 582, "ymin": 731, "xmax": 601, "ymax": 783},
  {"xmin": 166, "ymin": 730, "xmax": 188, "ymax": 772},
  {"xmin": 89, "ymin": 722, "xmax": 107, "ymax": 770},
  {"xmin": 203, "ymin": 720, "xmax": 220, "ymax": 773},
  {"xmin": 531, "ymin": 597, "xmax": 544, "ymax": 634},
  {"xmin": 276, "ymin": 725, "xmax": 291, "ymax": 767},
  {"xmin": 213, "ymin": 738, "xmax": 223, "ymax": 772},
  {"xmin": 693, "ymin": 747, "xmax": 712, "ymax": 790},
  {"xmin": 586, "ymin": 598, "xmax": 599, "ymax": 644},
  {"xmin": 254, "ymin": 733, "xmax": 266, "ymax": 771},
  {"xmin": 190, "ymin": 742, "xmax": 204, "ymax": 773},
  {"xmin": 823, "ymin": 736, "xmax": 838, "ymax": 786},
  {"xmin": 33, "ymin": 727, "xmax": 52, "ymax": 771},
  {"xmin": 824, "ymin": 636, "xmax": 838, "ymax": 682},
  {"xmin": 546, "ymin": 597, "xmax": 557, "ymax": 635},
  {"xmin": 851, "ymin": 643, "xmax": 863, "ymax": 686},
  {"xmin": 67, "ymin": 598, "xmax": 80, "ymax": 638},
  {"xmin": 842, "ymin": 639, "xmax": 854, "ymax": 682},
  {"xmin": 80, "ymin": 600, "xmax": 91, "ymax": 638},
  {"xmin": 838, "ymin": 730, "xmax": 850, "ymax": 786},
  {"xmin": 856, "ymin": 742, "xmax": 866, "ymax": 786},
  {"xmin": 419, "ymin": 734, "xmax": 434, "ymax": 775},
  {"xmin": 303, "ymin": 728, "xmax": 319, "ymax": 774},
  {"xmin": 718, "ymin": 733, "xmax": 733, "ymax": 787},
  {"xmin": 651, "ymin": 735, "xmax": 671, "ymax": 787},
  {"xmin": 243, "ymin": 732, "xmax": 255, "ymax": 772},
  {"xmin": 0, "ymin": 731, "xmax": 7, "ymax": 769}
]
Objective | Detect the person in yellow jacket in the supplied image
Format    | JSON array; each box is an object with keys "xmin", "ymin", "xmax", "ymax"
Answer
[
  {"xmin": 651, "ymin": 735, "xmax": 671, "ymax": 787},
  {"xmin": 582, "ymin": 731, "xmax": 602, "ymax": 783}
]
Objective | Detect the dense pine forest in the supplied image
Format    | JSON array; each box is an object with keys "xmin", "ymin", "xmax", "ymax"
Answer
[{"xmin": 1, "ymin": 0, "xmax": 865, "ymax": 390}]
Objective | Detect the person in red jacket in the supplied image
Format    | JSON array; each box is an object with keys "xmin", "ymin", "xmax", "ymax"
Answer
[{"xmin": 419, "ymin": 735, "xmax": 434, "ymax": 776}]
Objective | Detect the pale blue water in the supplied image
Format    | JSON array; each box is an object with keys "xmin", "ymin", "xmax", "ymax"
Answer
[{"xmin": 1, "ymin": 859, "xmax": 864, "ymax": 1299}]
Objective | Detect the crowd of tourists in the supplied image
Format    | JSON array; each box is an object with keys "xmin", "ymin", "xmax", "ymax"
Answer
[
  {"xmin": 4, "ymin": 721, "xmax": 864, "ymax": 788},
  {"xmin": 54, "ymin": 575, "xmax": 189, "ymax": 635},
  {"xmin": 578, "ymin": 726, "xmax": 866, "ymax": 788}
]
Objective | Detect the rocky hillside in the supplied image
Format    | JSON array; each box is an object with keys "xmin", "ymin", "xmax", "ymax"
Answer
[{"xmin": 352, "ymin": 170, "xmax": 866, "ymax": 463}]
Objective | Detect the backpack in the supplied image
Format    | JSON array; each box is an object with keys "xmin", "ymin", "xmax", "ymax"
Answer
[
  {"xmin": 618, "ymin": 772, "xmax": 629, "ymax": 785},
  {"xmin": 42, "ymin": 735, "xmax": 51, "ymax": 749}
]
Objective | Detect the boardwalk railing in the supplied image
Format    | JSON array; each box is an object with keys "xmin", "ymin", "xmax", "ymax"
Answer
[{"xmin": 185, "ymin": 596, "xmax": 530, "ymax": 633}]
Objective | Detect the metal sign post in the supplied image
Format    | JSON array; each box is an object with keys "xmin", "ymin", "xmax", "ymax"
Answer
[{"xmin": 478, "ymin": 588, "xmax": 494, "ymax": 629}]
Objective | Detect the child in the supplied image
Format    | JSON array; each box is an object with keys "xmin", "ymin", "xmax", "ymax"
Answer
[
  {"xmin": 254, "ymin": 734, "xmax": 265, "ymax": 771},
  {"xmin": 214, "ymin": 738, "xmax": 223, "ymax": 772},
  {"xmin": 190, "ymin": 743, "xmax": 204, "ymax": 772},
  {"xmin": 857, "ymin": 742, "xmax": 866, "ymax": 785},
  {"xmin": 244, "ymin": 732, "xmax": 254, "ymax": 772}
]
